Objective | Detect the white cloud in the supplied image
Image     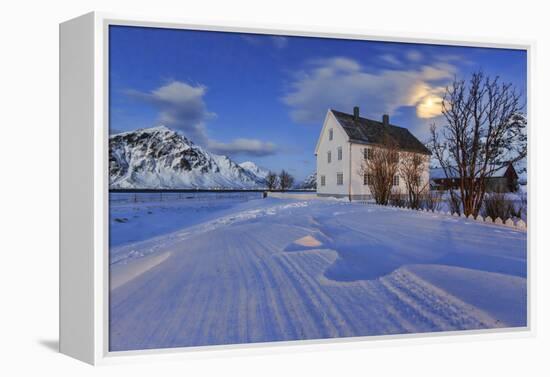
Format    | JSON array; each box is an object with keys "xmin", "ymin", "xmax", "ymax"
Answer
[
  {"xmin": 127, "ymin": 81, "xmax": 214, "ymax": 144},
  {"xmin": 127, "ymin": 80, "xmax": 278, "ymax": 157},
  {"xmin": 406, "ymin": 50, "xmax": 423, "ymax": 62},
  {"xmin": 282, "ymin": 57, "xmax": 455, "ymax": 123},
  {"xmin": 380, "ymin": 54, "xmax": 401, "ymax": 65},
  {"xmin": 208, "ymin": 138, "xmax": 277, "ymax": 157}
]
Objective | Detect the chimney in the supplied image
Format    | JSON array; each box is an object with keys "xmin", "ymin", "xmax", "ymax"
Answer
[
  {"xmin": 382, "ymin": 114, "xmax": 389, "ymax": 126},
  {"xmin": 353, "ymin": 106, "xmax": 360, "ymax": 121}
]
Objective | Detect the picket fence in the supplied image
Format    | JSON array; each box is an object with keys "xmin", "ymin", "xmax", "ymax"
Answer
[
  {"xmin": 364, "ymin": 202, "xmax": 527, "ymax": 231},
  {"xmin": 265, "ymin": 192, "xmax": 527, "ymax": 231}
]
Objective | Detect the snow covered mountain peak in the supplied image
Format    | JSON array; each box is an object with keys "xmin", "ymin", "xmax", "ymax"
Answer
[
  {"xmin": 238, "ymin": 161, "xmax": 270, "ymax": 180},
  {"xmin": 299, "ymin": 172, "xmax": 317, "ymax": 189},
  {"xmin": 116, "ymin": 124, "xmax": 173, "ymax": 137},
  {"xmin": 109, "ymin": 126, "xmax": 266, "ymax": 189}
]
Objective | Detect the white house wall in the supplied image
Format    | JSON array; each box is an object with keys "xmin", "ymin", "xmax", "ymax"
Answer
[
  {"xmin": 419, "ymin": 157, "xmax": 430, "ymax": 194},
  {"xmin": 316, "ymin": 110, "xmax": 430, "ymax": 200},
  {"xmin": 316, "ymin": 112, "xmax": 350, "ymax": 197},
  {"xmin": 350, "ymin": 143, "xmax": 430, "ymax": 200}
]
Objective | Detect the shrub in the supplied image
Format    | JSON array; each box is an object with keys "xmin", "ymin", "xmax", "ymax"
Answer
[
  {"xmin": 421, "ymin": 191, "xmax": 443, "ymax": 212},
  {"xmin": 483, "ymin": 192, "xmax": 513, "ymax": 220},
  {"xmin": 510, "ymin": 192, "xmax": 527, "ymax": 220},
  {"xmin": 447, "ymin": 193, "xmax": 462, "ymax": 215},
  {"xmin": 389, "ymin": 190, "xmax": 407, "ymax": 207}
]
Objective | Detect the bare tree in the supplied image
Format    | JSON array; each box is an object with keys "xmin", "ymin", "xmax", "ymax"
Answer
[
  {"xmin": 265, "ymin": 171, "xmax": 278, "ymax": 190},
  {"xmin": 279, "ymin": 170, "xmax": 294, "ymax": 191},
  {"xmin": 447, "ymin": 194, "xmax": 462, "ymax": 215},
  {"xmin": 429, "ymin": 71, "xmax": 526, "ymax": 217},
  {"xmin": 420, "ymin": 190, "xmax": 442, "ymax": 212},
  {"xmin": 399, "ymin": 152, "xmax": 428, "ymax": 209},
  {"xmin": 358, "ymin": 134, "xmax": 400, "ymax": 205},
  {"xmin": 389, "ymin": 189, "xmax": 406, "ymax": 207}
]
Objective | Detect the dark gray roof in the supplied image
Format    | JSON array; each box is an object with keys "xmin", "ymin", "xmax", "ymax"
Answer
[
  {"xmin": 331, "ymin": 109, "xmax": 431, "ymax": 155},
  {"xmin": 431, "ymin": 164, "xmax": 515, "ymax": 179}
]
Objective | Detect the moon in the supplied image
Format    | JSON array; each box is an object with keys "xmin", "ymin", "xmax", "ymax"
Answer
[{"xmin": 416, "ymin": 94, "xmax": 442, "ymax": 118}]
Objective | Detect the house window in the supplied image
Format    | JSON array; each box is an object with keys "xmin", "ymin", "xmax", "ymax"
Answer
[
  {"xmin": 337, "ymin": 146, "xmax": 342, "ymax": 160},
  {"xmin": 363, "ymin": 173, "xmax": 373, "ymax": 186},
  {"xmin": 327, "ymin": 151, "xmax": 331, "ymax": 163},
  {"xmin": 364, "ymin": 148, "xmax": 371, "ymax": 160},
  {"xmin": 337, "ymin": 173, "xmax": 344, "ymax": 186},
  {"xmin": 320, "ymin": 175, "xmax": 326, "ymax": 186},
  {"xmin": 393, "ymin": 175, "xmax": 400, "ymax": 186},
  {"xmin": 329, "ymin": 128, "xmax": 333, "ymax": 141}
]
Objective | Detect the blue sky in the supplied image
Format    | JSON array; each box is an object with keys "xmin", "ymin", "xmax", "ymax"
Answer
[{"xmin": 109, "ymin": 25, "xmax": 527, "ymax": 181}]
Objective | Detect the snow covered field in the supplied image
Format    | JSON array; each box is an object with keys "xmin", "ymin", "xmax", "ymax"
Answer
[
  {"xmin": 109, "ymin": 192, "xmax": 263, "ymax": 247},
  {"xmin": 109, "ymin": 194, "xmax": 527, "ymax": 351}
]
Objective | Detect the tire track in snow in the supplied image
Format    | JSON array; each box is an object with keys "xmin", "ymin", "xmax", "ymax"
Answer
[
  {"xmin": 379, "ymin": 267, "xmax": 501, "ymax": 331},
  {"xmin": 274, "ymin": 249, "xmax": 362, "ymax": 338},
  {"xmin": 246, "ymin": 233, "xmax": 307, "ymax": 341}
]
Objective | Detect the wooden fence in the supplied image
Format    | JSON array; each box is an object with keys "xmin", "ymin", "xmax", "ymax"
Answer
[
  {"xmin": 266, "ymin": 191, "xmax": 527, "ymax": 231},
  {"xmin": 366, "ymin": 202, "xmax": 527, "ymax": 231}
]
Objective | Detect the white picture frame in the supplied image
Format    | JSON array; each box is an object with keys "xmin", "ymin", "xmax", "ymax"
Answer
[{"xmin": 59, "ymin": 11, "xmax": 534, "ymax": 365}]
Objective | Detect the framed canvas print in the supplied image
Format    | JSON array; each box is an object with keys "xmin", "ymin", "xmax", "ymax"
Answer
[{"xmin": 60, "ymin": 12, "xmax": 532, "ymax": 365}]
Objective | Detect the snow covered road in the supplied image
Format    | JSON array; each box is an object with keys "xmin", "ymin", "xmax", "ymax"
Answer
[{"xmin": 109, "ymin": 198, "xmax": 527, "ymax": 351}]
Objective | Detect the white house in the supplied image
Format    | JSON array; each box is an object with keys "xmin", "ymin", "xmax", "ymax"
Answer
[{"xmin": 315, "ymin": 107, "xmax": 431, "ymax": 200}]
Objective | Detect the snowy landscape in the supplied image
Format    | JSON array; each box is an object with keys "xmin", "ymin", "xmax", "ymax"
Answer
[
  {"xmin": 107, "ymin": 26, "xmax": 528, "ymax": 352},
  {"xmin": 109, "ymin": 194, "xmax": 526, "ymax": 351}
]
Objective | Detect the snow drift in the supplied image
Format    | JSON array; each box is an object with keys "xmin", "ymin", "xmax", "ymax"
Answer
[{"xmin": 109, "ymin": 196, "xmax": 527, "ymax": 351}]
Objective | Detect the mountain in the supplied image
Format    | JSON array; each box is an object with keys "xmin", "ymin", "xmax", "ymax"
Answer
[
  {"xmin": 299, "ymin": 172, "xmax": 317, "ymax": 189},
  {"xmin": 238, "ymin": 161, "xmax": 269, "ymax": 181},
  {"xmin": 109, "ymin": 126, "xmax": 266, "ymax": 189}
]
